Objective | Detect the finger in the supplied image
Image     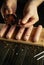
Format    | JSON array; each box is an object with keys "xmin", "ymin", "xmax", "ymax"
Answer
[
  {"xmin": 23, "ymin": 17, "xmax": 39, "ymax": 28},
  {"xmin": 21, "ymin": 13, "xmax": 32, "ymax": 24}
]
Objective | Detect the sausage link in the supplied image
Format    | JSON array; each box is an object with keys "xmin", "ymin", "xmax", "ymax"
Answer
[
  {"xmin": 16, "ymin": 27, "xmax": 25, "ymax": 40},
  {"xmin": 33, "ymin": 25, "xmax": 42, "ymax": 42},
  {"xmin": 0, "ymin": 25, "xmax": 8, "ymax": 37},
  {"xmin": 6, "ymin": 25, "xmax": 16, "ymax": 39},
  {"xmin": 23, "ymin": 26, "xmax": 33, "ymax": 41}
]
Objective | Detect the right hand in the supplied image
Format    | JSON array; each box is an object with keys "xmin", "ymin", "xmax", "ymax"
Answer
[{"xmin": 19, "ymin": 1, "xmax": 39, "ymax": 28}]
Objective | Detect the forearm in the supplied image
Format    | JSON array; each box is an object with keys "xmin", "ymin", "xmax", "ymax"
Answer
[{"xmin": 30, "ymin": 0, "xmax": 44, "ymax": 7}]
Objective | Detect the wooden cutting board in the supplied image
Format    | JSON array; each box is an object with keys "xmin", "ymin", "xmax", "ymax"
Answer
[{"xmin": 0, "ymin": 23, "xmax": 44, "ymax": 47}]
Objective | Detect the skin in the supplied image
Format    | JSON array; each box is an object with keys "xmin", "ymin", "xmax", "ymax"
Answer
[
  {"xmin": 21, "ymin": 4, "xmax": 39, "ymax": 27},
  {"xmin": 1, "ymin": 0, "xmax": 44, "ymax": 26},
  {"xmin": 1, "ymin": 0, "xmax": 17, "ymax": 16},
  {"xmin": 21, "ymin": 0, "xmax": 44, "ymax": 27},
  {"xmin": 1, "ymin": 0, "xmax": 17, "ymax": 24},
  {"xmin": 6, "ymin": 0, "xmax": 17, "ymax": 15}
]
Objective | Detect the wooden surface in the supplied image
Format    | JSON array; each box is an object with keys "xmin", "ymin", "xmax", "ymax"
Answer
[{"xmin": 0, "ymin": 24, "xmax": 44, "ymax": 47}]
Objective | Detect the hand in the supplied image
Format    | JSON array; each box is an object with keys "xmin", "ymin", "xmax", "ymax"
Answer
[
  {"xmin": 6, "ymin": 0, "xmax": 17, "ymax": 15},
  {"xmin": 20, "ymin": 2, "xmax": 39, "ymax": 27},
  {"xmin": 1, "ymin": 0, "xmax": 17, "ymax": 24}
]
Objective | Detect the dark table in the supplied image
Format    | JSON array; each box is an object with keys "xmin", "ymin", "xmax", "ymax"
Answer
[{"xmin": 0, "ymin": 41, "xmax": 44, "ymax": 65}]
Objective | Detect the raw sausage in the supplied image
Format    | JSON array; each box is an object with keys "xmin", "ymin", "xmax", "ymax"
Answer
[
  {"xmin": 6, "ymin": 25, "xmax": 16, "ymax": 39},
  {"xmin": 16, "ymin": 27, "xmax": 25, "ymax": 40},
  {"xmin": 23, "ymin": 26, "xmax": 33, "ymax": 41},
  {"xmin": 33, "ymin": 25, "xmax": 42, "ymax": 42},
  {"xmin": 0, "ymin": 24, "xmax": 8, "ymax": 37}
]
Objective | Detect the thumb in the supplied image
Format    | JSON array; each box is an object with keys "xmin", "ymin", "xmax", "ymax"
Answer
[{"xmin": 21, "ymin": 12, "xmax": 32, "ymax": 24}]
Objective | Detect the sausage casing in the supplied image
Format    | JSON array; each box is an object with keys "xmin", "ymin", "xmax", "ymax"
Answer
[
  {"xmin": 16, "ymin": 27, "xmax": 25, "ymax": 40},
  {"xmin": 0, "ymin": 24, "xmax": 8, "ymax": 37},
  {"xmin": 23, "ymin": 26, "xmax": 33, "ymax": 41},
  {"xmin": 6, "ymin": 25, "xmax": 16, "ymax": 39},
  {"xmin": 33, "ymin": 25, "xmax": 42, "ymax": 42}
]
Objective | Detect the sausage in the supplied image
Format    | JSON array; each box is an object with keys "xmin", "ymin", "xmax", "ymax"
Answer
[
  {"xmin": 33, "ymin": 25, "xmax": 42, "ymax": 42},
  {"xmin": 16, "ymin": 27, "xmax": 25, "ymax": 40},
  {"xmin": 6, "ymin": 25, "xmax": 16, "ymax": 39},
  {"xmin": 23, "ymin": 26, "xmax": 33, "ymax": 41},
  {"xmin": 0, "ymin": 24, "xmax": 8, "ymax": 37}
]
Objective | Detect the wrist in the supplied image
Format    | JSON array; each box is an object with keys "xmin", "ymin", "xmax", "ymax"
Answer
[{"xmin": 29, "ymin": 0, "xmax": 43, "ymax": 8}]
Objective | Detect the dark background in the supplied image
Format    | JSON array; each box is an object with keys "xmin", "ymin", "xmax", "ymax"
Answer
[{"xmin": 0, "ymin": 0, "xmax": 44, "ymax": 27}]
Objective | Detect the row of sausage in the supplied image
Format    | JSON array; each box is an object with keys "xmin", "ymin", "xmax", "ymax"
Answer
[{"xmin": 0, "ymin": 24, "xmax": 42, "ymax": 42}]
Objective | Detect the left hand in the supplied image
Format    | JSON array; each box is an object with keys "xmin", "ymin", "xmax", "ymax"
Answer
[{"xmin": 1, "ymin": 0, "xmax": 17, "ymax": 25}]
